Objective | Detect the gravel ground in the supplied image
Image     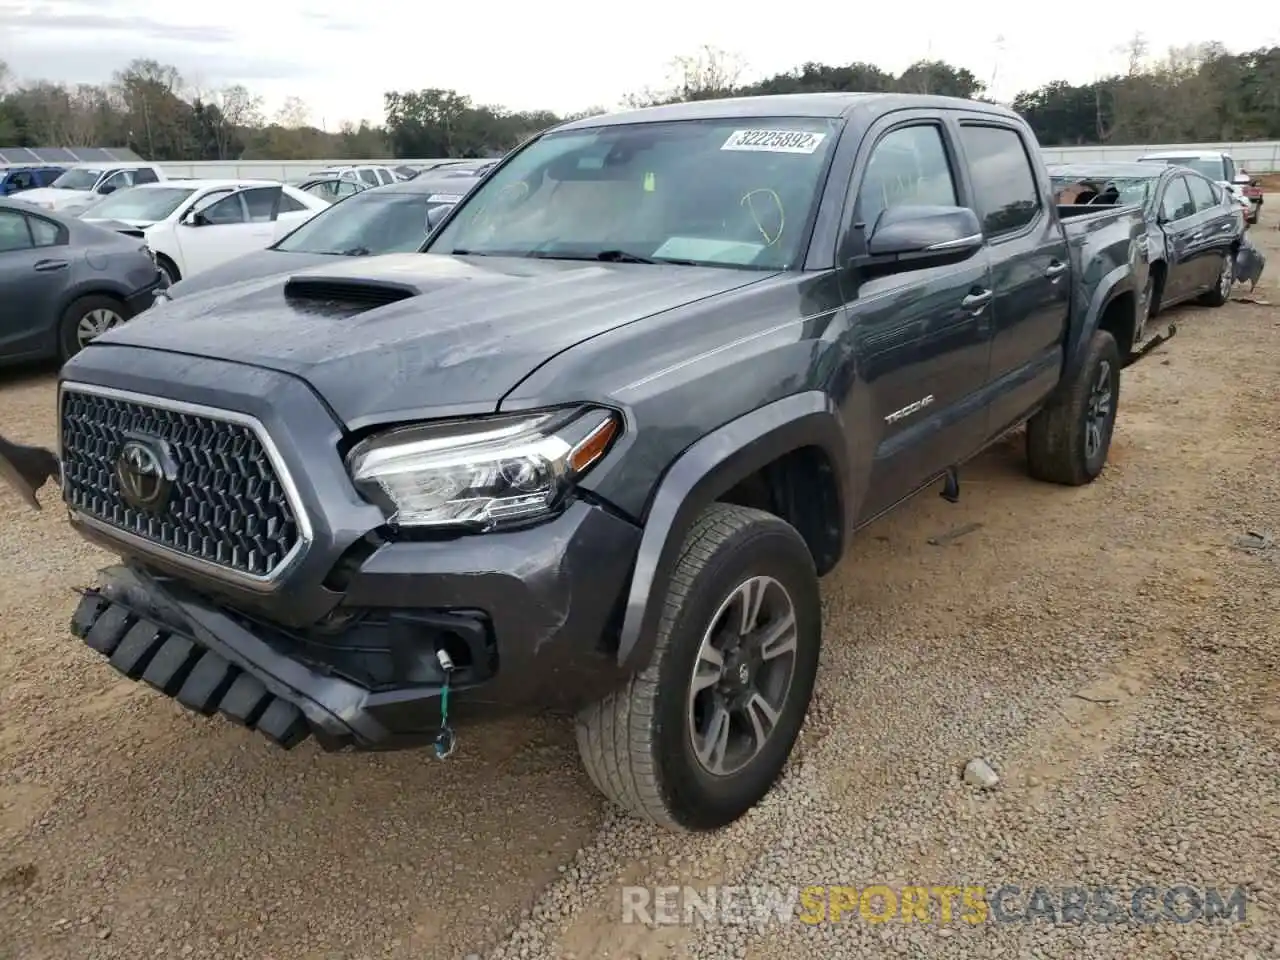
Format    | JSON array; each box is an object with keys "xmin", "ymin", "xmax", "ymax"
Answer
[{"xmin": 1, "ymin": 220, "xmax": 1278, "ymax": 960}]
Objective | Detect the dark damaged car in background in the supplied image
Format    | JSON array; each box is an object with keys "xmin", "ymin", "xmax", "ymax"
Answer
[
  {"xmin": 1050, "ymin": 161, "xmax": 1250, "ymax": 322},
  {"xmin": 4, "ymin": 93, "xmax": 1155, "ymax": 832}
]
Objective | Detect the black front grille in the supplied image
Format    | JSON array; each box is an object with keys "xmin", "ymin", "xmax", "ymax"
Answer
[{"xmin": 60, "ymin": 389, "xmax": 301, "ymax": 579}]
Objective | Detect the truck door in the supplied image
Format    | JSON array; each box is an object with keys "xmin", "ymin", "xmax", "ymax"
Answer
[
  {"xmin": 952, "ymin": 120, "xmax": 1071, "ymax": 438},
  {"xmin": 837, "ymin": 116, "xmax": 994, "ymax": 522}
]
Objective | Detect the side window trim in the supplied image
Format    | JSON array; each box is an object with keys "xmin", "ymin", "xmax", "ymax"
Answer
[
  {"xmin": 242, "ymin": 186, "xmax": 283, "ymax": 221},
  {"xmin": 956, "ymin": 120, "xmax": 1044, "ymax": 244}
]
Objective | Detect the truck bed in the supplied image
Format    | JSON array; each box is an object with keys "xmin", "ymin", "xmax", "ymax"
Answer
[{"xmin": 1056, "ymin": 202, "xmax": 1144, "ymax": 224}]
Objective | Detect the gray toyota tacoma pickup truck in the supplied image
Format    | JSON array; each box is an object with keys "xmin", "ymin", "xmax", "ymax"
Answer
[{"xmin": 6, "ymin": 93, "xmax": 1153, "ymax": 832}]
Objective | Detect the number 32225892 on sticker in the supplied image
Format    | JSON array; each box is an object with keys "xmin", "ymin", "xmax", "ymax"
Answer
[{"xmin": 721, "ymin": 129, "xmax": 828, "ymax": 154}]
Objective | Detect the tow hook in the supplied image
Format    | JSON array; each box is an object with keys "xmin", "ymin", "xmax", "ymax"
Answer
[{"xmin": 433, "ymin": 646, "xmax": 458, "ymax": 760}]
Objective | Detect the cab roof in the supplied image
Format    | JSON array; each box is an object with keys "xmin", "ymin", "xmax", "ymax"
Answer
[{"xmin": 554, "ymin": 92, "xmax": 1023, "ymax": 132}]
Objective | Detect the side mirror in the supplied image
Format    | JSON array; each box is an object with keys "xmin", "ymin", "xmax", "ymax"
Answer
[
  {"xmin": 1233, "ymin": 172, "xmax": 1251, "ymax": 186},
  {"xmin": 181, "ymin": 210, "xmax": 209, "ymax": 227},
  {"xmin": 863, "ymin": 205, "xmax": 984, "ymax": 270},
  {"xmin": 425, "ymin": 204, "xmax": 450, "ymax": 232},
  {"xmin": 98, "ymin": 184, "xmax": 117, "ymax": 195}
]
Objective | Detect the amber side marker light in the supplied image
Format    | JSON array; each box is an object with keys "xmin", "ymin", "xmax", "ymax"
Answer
[{"xmin": 568, "ymin": 416, "xmax": 620, "ymax": 474}]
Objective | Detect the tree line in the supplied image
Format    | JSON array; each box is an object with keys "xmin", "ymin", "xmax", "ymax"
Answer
[{"xmin": 2, "ymin": 39, "xmax": 1278, "ymax": 163}]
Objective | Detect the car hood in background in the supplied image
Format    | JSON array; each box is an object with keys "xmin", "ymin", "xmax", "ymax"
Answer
[
  {"xmin": 166, "ymin": 250, "xmax": 345, "ymax": 299},
  {"xmin": 94, "ymin": 252, "xmax": 778, "ymax": 427},
  {"xmin": 80, "ymin": 217, "xmax": 155, "ymax": 238},
  {"xmin": 15, "ymin": 187, "xmax": 94, "ymax": 209}
]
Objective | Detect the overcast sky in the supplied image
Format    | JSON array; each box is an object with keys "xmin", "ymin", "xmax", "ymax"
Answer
[{"xmin": 2, "ymin": 0, "xmax": 1275, "ymax": 128}]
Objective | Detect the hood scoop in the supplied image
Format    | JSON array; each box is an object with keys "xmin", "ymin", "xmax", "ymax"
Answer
[{"xmin": 283, "ymin": 275, "xmax": 419, "ymax": 315}]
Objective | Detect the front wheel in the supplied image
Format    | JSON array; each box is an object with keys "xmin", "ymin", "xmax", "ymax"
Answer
[
  {"xmin": 576, "ymin": 503, "xmax": 821, "ymax": 831},
  {"xmin": 1026, "ymin": 329, "xmax": 1121, "ymax": 486},
  {"xmin": 1197, "ymin": 252, "xmax": 1233, "ymax": 307}
]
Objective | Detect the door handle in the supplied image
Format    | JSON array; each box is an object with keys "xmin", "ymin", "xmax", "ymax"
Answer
[
  {"xmin": 1189, "ymin": 232, "xmax": 1203, "ymax": 241},
  {"xmin": 961, "ymin": 289, "xmax": 993, "ymax": 311},
  {"xmin": 1045, "ymin": 260, "xmax": 1068, "ymax": 278},
  {"xmin": 33, "ymin": 259, "xmax": 69, "ymax": 272}
]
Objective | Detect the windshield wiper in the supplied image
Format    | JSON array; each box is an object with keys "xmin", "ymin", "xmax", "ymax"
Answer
[
  {"xmin": 524, "ymin": 249, "xmax": 703, "ymax": 266},
  {"xmin": 340, "ymin": 246, "xmax": 373, "ymax": 256}
]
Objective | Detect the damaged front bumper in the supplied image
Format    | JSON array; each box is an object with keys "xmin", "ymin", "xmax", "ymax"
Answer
[{"xmin": 66, "ymin": 495, "xmax": 642, "ymax": 751}]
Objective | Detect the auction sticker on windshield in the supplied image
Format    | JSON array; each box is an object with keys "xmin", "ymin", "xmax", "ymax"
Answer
[{"xmin": 721, "ymin": 130, "xmax": 827, "ymax": 154}]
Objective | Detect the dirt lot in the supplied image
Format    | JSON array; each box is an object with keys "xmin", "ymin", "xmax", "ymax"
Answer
[{"xmin": 1, "ymin": 220, "xmax": 1278, "ymax": 960}]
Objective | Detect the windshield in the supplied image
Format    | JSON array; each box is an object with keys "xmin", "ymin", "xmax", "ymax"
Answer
[
  {"xmin": 82, "ymin": 186, "xmax": 197, "ymax": 222},
  {"xmin": 1139, "ymin": 157, "xmax": 1226, "ymax": 181},
  {"xmin": 274, "ymin": 191, "xmax": 453, "ymax": 255},
  {"xmin": 425, "ymin": 117, "xmax": 841, "ymax": 269},
  {"xmin": 1051, "ymin": 175, "xmax": 1156, "ymax": 207},
  {"xmin": 49, "ymin": 168, "xmax": 103, "ymax": 191}
]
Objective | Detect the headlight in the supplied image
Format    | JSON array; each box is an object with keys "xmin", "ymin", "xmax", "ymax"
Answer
[{"xmin": 347, "ymin": 407, "xmax": 621, "ymax": 530}]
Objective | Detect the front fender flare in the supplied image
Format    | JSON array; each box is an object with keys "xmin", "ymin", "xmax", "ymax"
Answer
[{"xmin": 615, "ymin": 391, "xmax": 850, "ymax": 671}]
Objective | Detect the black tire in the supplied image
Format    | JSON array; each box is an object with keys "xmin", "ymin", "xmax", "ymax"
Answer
[
  {"xmin": 1026, "ymin": 329, "xmax": 1121, "ymax": 486},
  {"xmin": 576, "ymin": 503, "xmax": 821, "ymax": 831},
  {"xmin": 1197, "ymin": 251, "xmax": 1233, "ymax": 307},
  {"xmin": 58, "ymin": 294, "xmax": 128, "ymax": 361},
  {"xmin": 156, "ymin": 255, "xmax": 179, "ymax": 287}
]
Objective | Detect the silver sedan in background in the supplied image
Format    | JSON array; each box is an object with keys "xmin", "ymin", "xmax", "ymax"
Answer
[{"xmin": 0, "ymin": 198, "xmax": 163, "ymax": 366}]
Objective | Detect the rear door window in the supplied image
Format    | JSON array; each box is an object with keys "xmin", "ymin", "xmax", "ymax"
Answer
[
  {"xmin": 242, "ymin": 187, "xmax": 282, "ymax": 222},
  {"xmin": 958, "ymin": 124, "xmax": 1042, "ymax": 236}
]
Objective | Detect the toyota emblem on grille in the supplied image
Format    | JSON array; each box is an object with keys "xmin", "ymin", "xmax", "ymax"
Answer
[{"xmin": 115, "ymin": 438, "xmax": 173, "ymax": 512}]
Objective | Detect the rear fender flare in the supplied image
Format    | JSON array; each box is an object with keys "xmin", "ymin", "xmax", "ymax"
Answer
[
  {"xmin": 1062, "ymin": 263, "xmax": 1135, "ymax": 388},
  {"xmin": 615, "ymin": 391, "xmax": 850, "ymax": 671}
]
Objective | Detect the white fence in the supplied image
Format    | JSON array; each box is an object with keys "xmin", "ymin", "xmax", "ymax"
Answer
[
  {"xmin": 1039, "ymin": 140, "xmax": 1280, "ymax": 172},
  {"xmin": 155, "ymin": 140, "xmax": 1280, "ymax": 181}
]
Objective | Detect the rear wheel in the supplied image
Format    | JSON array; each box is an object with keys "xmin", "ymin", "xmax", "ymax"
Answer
[
  {"xmin": 1197, "ymin": 252, "xmax": 1233, "ymax": 307},
  {"xmin": 58, "ymin": 295, "xmax": 128, "ymax": 360},
  {"xmin": 576, "ymin": 503, "xmax": 821, "ymax": 831},
  {"xmin": 1026, "ymin": 329, "xmax": 1121, "ymax": 486}
]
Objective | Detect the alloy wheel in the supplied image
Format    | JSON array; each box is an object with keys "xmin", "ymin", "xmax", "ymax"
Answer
[
  {"xmin": 1084, "ymin": 359, "xmax": 1114, "ymax": 460},
  {"xmin": 76, "ymin": 308, "xmax": 124, "ymax": 347},
  {"xmin": 1218, "ymin": 256, "xmax": 1233, "ymax": 299},
  {"xmin": 687, "ymin": 575, "xmax": 799, "ymax": 777}
]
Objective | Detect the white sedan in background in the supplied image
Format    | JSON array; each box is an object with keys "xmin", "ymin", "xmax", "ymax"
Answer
[{"xmin": 77, "ymin": 179, "xmax": 330, "ymax": 285}]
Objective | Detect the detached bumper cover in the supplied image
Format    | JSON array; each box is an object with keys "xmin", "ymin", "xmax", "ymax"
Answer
[{"xmin": 71, "ymin": 566, "xmax": 363, "ymax": 749}]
